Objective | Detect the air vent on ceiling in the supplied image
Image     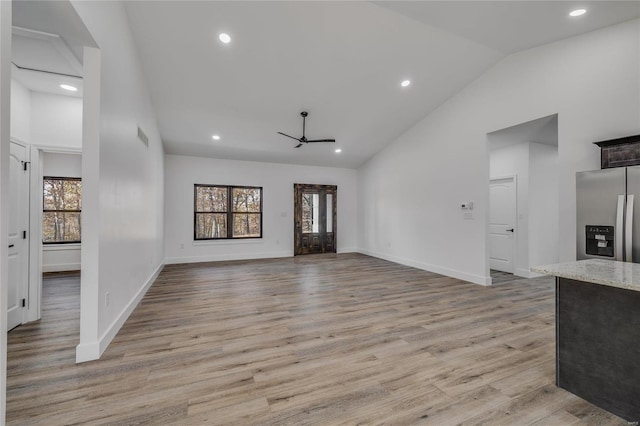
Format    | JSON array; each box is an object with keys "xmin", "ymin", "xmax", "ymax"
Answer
[{"xmin": 137, "ymin": 125, "xmax": 149, "ymax": 147}]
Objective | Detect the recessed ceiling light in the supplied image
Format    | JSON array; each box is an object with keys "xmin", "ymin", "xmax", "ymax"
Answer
[
  {"xmin": 401, "ymin": 80, "xmax": 411, "ymax": 88},
  {"xmin": 60, "ymin": 84, "xmax": 77, "ymax": 91},
  {"xmin": 212, "ymin": 135, "xmax": 221, "ymax": 140},
  {"xmin": 569, "ymin": 9, "xmax": 586, "ymax": 17},
  {"xmin": 219, "ymin": 33, "xmax": 231, "ymax": 44},
  {"xmin": 335, "ymin": 148, "xmax": 342, "ymax": 153}
]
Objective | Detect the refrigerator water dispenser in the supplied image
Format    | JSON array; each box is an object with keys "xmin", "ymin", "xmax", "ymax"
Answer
[{"xmin": 585, "ymin": 225, "xmax": 614, "ymax": 257}]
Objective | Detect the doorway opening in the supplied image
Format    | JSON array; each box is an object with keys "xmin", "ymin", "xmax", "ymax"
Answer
[
  {"xmin": 294, "ymin": 184, "xmax": 337, "ymax": 255},
  {"xmin": 487, "ymin": 114, "xmax": 559, "ymax": 281}
]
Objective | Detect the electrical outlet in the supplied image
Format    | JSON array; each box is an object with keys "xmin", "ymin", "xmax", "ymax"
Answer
[
  {"xmin": 180, "ymin": 243, "xmax": 184, "ymax": 249},
  {"xmin": 105, "ymin": 292, "xmax": 110, "ymax": 308}
]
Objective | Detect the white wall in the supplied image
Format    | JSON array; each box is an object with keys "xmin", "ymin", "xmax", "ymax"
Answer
[
  {"xmin": 10, "ymin": 79, "xmax": 30, "ymax": 142},
  {"xmin": 490, "ymin": 143, "xmax": 529, "ymax": 277},
  {"xmin": 42, "ymin": 152, "xmax": 82, "ymax": 272},
  {"xmin": 30, "ymin": 92, "xmax": 82, "ymax": 149},
  {"xmin": 0, "ymin": 0, "xmax": 12, "ymax": 416},
  {"xmin": 529, "ymin": 143, "xmax": 559, "ymax": 269},
  {"xmin": 358, "ymin": 19, "xmax": 640, "ymax": 285},
  {"xmin": 42, "ymin": 151, "xmax": 82, "ymax": 176},
  {"xmin": 165, "ymin": 155, "xmax": 358, "ymax": 263},
  {"xmin": 10, "ymin": 81, "xmax": 83, "ymax": 149},
  {"xmin": 71, "ymin": 1, "xmax": 165, "ymax": 362}
]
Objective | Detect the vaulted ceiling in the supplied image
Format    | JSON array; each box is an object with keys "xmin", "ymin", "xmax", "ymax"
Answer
[{"xmin": 13, "ymin": 1, "xmax": 640, "ymax": 168}]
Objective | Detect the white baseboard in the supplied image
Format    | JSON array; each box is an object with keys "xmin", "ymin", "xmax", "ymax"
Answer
[
  {"xmin": 358, "ymin": 248, "xmax": 492, "ymax": 286},
  {"xmin": 75, "ymin": 262, "xmax": 164, "ymax": 363},
  {"xmin": 514, "ymin": 268, "xmax": 548, "ymax": 278},
  {"xmin": 337, "ymin": 246, "xmax": 358, "ymax": 253},
  {"xmin": 515, "ymin": 268, "xmax": 534, "ymax": 278},
  {"xmin": 43, "ymin": 263, "xmax": 81, "ymax": 273},
  {"xmin": 165, "ymin": 251, "xmax": 291, "ymax": 265}
]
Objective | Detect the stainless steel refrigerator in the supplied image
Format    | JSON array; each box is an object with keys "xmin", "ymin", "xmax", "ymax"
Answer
[{"xmin": 576, "ymin": 166, "xmax": 640, "ymax": 262}]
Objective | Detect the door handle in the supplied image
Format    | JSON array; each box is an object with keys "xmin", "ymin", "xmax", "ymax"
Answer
[
  {"xmin": 8, "ymin": 244, "xmax": 14, "ymax": 248},
  {"xmin": 616, "ymin": 195, "xmax": 625, "ymax": 261},
  {"xmin": 506, "ymin": 228, "xmax": 514, "ymax": 232},
  {"xmin": 626, "ymin": 194, "xmax": 634, "ymax": 262}
]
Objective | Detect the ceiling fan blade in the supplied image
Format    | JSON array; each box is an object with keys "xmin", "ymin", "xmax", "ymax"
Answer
[
  {"xmin": 277, "ymin": 131, "xmax": 301, "ymax": 141},
  {"xmin": 294, "ymin": 143, "xmax": 303, "ymax": 148},
  {"xmin": 306, "ymin": 139, "xmax": 336, "ymax": 143}
]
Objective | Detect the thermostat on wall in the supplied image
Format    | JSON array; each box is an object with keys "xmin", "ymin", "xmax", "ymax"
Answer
[{"xmin": 461, "ymin": 202, "xmax": 474, "ymax": 210}]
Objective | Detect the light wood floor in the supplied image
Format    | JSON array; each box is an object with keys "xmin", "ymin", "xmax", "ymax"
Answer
[{"xmin": 7, "ymin": 254, "xmax": 625, "ymax": 425}]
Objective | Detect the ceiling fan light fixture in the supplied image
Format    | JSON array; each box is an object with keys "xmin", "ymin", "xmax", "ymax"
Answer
[
  {"xmin": 401, "ymin": 80, "xmax": 411, "ymax": 87},
  {"xmin": 277, "ymin": 111, "xmax": 336, "ymax": 148},
  {"xmin": 218, "ymin": 33, "xmax": 231, "ymax": 44},
  {"xmin": 335, "ymin": 149, "xmax": 342, "ymax": 153},
  {"xmin": 212, "ymin": 134, "xmax": 221, "ymax": 140},
  {"xmin": 569, "ymin": 9, "xmax": 586, "ymax": 17}
]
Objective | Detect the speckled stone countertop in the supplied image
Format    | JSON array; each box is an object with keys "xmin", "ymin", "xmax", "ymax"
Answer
[{"xmin": 531, "ymin": 259, "xmax": 640, "ymax": 292}]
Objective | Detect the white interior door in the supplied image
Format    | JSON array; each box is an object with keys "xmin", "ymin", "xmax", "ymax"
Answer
[
  {"xmin": 490, "ymin": 177, "xmax": 516, "ymax": 273},
  {"xmin": 8, "ymin": 141, "xmax": 29, "ymax": 331}
]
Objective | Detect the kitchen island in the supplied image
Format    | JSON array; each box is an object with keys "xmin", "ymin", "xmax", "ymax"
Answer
[{"xmin": 532, "ymin": 259, "xmax": 640, "ymax": 423}]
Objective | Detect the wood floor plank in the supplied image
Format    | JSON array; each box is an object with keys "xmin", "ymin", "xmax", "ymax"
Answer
[{"xmin": 6, "ymin": 255, "xmax": 627, "ymax": 425}]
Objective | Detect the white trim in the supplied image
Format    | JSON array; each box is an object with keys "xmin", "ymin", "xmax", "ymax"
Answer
[
  {"xmin": 337, "ymin": 246, "xmax": 358, "ymax": 253},
  {"xmin": 43, "ymin": 243, "xmax": 81, "ymax": 251},
  {"xmin": 165, "ymin": 251, "xmax": 291, "ymax": 265},
  {"xmin": 358, "ymin": 248, "xmax": 492, "ymax": 286},
  {"xmin": 31, "ymin": 144, "xmax": 82, "ymax": 154},
  {"xmin": 166, "ymin": 248, "xmax": 356, "ymax": 265},
  {"xmin": 192, "ymin": 239, "xmax": 265, "ymax": 247},
  {"xmin": 518, "ymin": 268, "xmax": 545, "ymax": 279},
  {"xmin": 43, "ymin": 263, "xmax": 80, "ymax": 273},
  {"xmin": 27, "ymin": 144, "xmax": 42, "ymax": 322},
  {"xmin": 76, "ymin": 262, "xmax": 164, "ymax": 363}
]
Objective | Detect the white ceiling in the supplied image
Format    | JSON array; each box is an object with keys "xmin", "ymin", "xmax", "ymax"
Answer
[
  {"xmin": 11, "ymin": 0, "xmax": 96, "ymax": 98},
  {"xmin": 12, "ymin": 1, "xmax": 640, "ymax": 169},
  {"xmin": 124, "ymin": 1, "xmax": 506, "ymax": 168},
  {"xmin": 488, "ymin": 114, "xmax": 558, "ymax": 152},
  {"xmin": 12, "ymin": 28, "xmax": 84, "ymax": 98},
  {"xmin": 123, "ymin": 1, "xmax": 639, "ymax": 169},
  {"xmin": 375, "ymin": 1, "xmax": 640, "ymax": 54}
]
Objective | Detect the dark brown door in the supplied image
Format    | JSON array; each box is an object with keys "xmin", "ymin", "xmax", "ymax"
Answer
[{"xmin": 294, "ymin": 184, "xmax": 337, "ymax": 255}]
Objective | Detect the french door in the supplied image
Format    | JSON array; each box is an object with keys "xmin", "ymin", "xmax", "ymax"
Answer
[{"xmin": 294, "ymin": 184, "xmax": 337, "ymax": 255}]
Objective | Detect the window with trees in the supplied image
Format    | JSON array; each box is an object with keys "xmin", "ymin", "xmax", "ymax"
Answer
[
  {"xmin": 43, "ymin": 177, "xmax": 82, "ymax": 244},
  {"xmin": 194, "ymin": 184, "xmax": 262, "ymax": 240}
]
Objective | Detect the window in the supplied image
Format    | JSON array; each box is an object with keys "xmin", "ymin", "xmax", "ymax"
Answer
[
  {"xmin": 43, "ymin": 177, "xmax": 82, "ymax": 244},
  {"xmin": 194, "ymin": 185, "xmax": 262, "ymax": 240}
]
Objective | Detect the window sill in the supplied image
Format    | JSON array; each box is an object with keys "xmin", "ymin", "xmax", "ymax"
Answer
[{"xmin": 43, "ymin": 243, "xmax": 81, "ymax": 251}]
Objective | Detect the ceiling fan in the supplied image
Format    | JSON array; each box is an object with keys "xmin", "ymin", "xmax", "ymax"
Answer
[{"xmin": 277, "ymin": 111, "xmax": 336, "ymax": 148}]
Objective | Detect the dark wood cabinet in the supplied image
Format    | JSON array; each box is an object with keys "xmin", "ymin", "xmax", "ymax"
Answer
[{"xmin": 556, "ymin": 277, "xmax": 640, "ymax": 422}]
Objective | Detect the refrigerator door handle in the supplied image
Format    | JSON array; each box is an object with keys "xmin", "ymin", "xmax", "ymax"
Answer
[
  {"xmin": 616, "ymin": 195, "xmax": 625, "ymax": 261},
  {"xmin": 626, "ymin": 194, "xmax": 634, "ymax": 262}
]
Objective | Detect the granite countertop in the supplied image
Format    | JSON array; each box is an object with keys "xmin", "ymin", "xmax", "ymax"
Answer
[{"xmin": 531, "ymin": 259, "xmax": 640, "ymax": 292}]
